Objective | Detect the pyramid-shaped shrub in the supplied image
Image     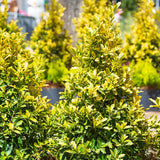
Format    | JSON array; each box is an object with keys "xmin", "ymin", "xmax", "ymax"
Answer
[
  {"xmin": 73, "ymin": 0, "xmax": 113, "ymax": 41},
  {"xmin": 122, "ymin": 0, "xmax": 160, "ymax": 69},
  {"xmin": 31, "ymin": 0, "xmax": 72, "ymax": 79},
  {"xmin": 0, "ymin": 30, "xmax": 53, "ymax": 159},
  {"xmin": 50, "ymin": 2, "xmax": 154, "ymax": 159}
]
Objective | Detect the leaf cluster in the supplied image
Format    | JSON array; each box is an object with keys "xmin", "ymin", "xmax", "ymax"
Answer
[
  {"xmin": 30, "ymin": 0, "xmax": 72, "ymax": 80},
  {"xmin": 0, "ymin": 30, "xmax": 54, "ymax": 159},
  {"xmin": 73, "ymin": 0, "xmax": 120, "ymax": 43},
  {"xmin": 148, "ymin": 97, "xmax": 160, "ymax": 158},
  {"xmin": 49, "ymin": 1, "xmax": 154, "ymax": 159},
  {"xmin": 47, "ymin": 60, "xmax": 69, "ymax": 84},
  {"xmin": 122, "ymin": 0, "xmax": 160, "ymax": 69},
  {"xmin": 129, "ymin": 59, "xmax": 160, "ymax": 88},
  {"xmin": 0, "ymin": 0, "xmax": 21, "ymax": 33}
]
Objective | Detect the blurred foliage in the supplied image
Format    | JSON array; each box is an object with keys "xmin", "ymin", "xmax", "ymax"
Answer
[
  {"xmin": 48, "ymin": 1, "xmax": 156, "ymax": 159},
  {"xmin": 121, "ymin": 0, "xmax": 138, "ymax": 17},
  {"xmin": 0, "ymin": 30, "xmax": 55, "ymax": 159},
  {"xmin": 0, "ymin": 0, "xmax": 21, "ymax": 33},
  {"xmin": 73, "ymin": 0, "xmax": 116, "ymax": 42},
  {"xmin": 129, "ymin": 58, "xmax": 160, "ymax": 88},
  {"xmin": 119, "ymin": 11, "xmax": 134, "ymax": 39},
  {"xmin": 122, "ymin": 0, "xmax": 160, "ymax": 70},
  {"xmin": 155, "ymin": 7, "xmax": 160, "ymax": 28},
  {"xmin": 47, "ymin": 60, "xmax": 69, "ymax": 84},
  {"xmin": 30, "ymin": 0, "xmax": 72, "ymax": 81}
]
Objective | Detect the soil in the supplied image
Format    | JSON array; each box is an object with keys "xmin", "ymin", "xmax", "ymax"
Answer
[
  {"xmin": 140, "ymin": 85, "xmax": 160, "ymax": 90},
  {"xmin": 43, "ymin": 81, "xmax": 65, "ymax": 89}
]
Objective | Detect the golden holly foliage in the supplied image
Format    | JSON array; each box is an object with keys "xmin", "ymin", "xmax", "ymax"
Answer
[
  {"xmin": 0, "ymin": 0, "xmax": 20, "ymax": 33},
  {"xmin": 122, "ymin": 0, "xmax": 160, "ymax": 69}
]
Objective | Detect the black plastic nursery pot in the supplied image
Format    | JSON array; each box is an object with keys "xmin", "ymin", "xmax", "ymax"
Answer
[
  {"xmin": 139, "ymin": 88, "xmax": 160, "ymax": 111},
  {"xmin": 41, "ymin": 87, "xmax": 64, "ymax": 106},
  {"xmin": 41, "ymin": 86, "xmax": 160, "ymax": 111}
]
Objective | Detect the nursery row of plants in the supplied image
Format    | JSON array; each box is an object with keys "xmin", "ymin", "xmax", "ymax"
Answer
[{"xmin": 0, "ymin": 0, "xmax": 160, "ymax": 159}]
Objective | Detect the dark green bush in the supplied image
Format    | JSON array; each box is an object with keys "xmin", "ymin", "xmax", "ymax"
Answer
[
  {"xmin": 49, "ymin": 1, "xmax": 154, "ymax": 159},
  {"xmin": 0, "ymin": 30, "xmax": 53, "ymax": 159}
]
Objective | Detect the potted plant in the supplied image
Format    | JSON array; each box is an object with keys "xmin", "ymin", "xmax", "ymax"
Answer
[
  {"xmin": 48, "ymin": 1, "xmax": 158, "ymax": 159},
  {"xmin": 30, "ymin": 0, "xmax": 72, "ymax": 105},
  {"xmin": 122, "ymin": 0, "xmax": 160, "ymax": 111},
  {"xmin": 0, "ymin": 30, "xmax": 54, "ymax": 159}
]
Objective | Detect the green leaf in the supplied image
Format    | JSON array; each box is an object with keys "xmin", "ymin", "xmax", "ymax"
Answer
[{"xmin": 5, "ymin": 144, "xmax": 13, "ymax": 156}]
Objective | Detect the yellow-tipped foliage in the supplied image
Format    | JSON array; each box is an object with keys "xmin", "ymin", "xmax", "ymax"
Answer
[
  {"xmin": 0, "ymin": 30, "xmax": 54, "ymax": 159},
  {"xmin": 0, "ymin": 0, "xmax": 20, "ymax": 33},
  {"xmin": 122, "ymin": 0, "xmax": 160, "ymax": 69},
  {"xmin": 31, "ymin": 0, "xmax": 72, "ymax": 78},
  {"xmin": 49, "ymin": 2, "xmax": 155, "ymax": 159},
  {"xmin": 73, "ymin": 0, "xmax": 120, "ymax": 42}
]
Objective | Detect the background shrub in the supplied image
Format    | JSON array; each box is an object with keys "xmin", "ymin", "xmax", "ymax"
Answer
[
  {"xmin": 49, "ymin": 1, "xmax": 154, "ymax": 159},
  {"xmin": 0, "ymin": 30, "xmax": 53, "ymax": 159},
  {"xmin": 73, "ymin": 0, "xmax": 115, "ymax": 42},
  {"xmin": 30, "ymin": 0, "xmax": 72, "ymax": 81},
  {"xmin": 129, "ymin": 59, "xmax": 160, "ymax": 88},
  {"xmin": 47, "ymin": 60, "xmax": 69, "ymax": 84},
  {"xmin": 0, "ymin": 0, "xmax": 20, "ymax": 33},
  {"xmin": 121, "ymin": 0, "xmax": 138, "ymax": 17},
  {"xmin": 122, "ymin": 0, "xmax": 160, "ymax": 70}
]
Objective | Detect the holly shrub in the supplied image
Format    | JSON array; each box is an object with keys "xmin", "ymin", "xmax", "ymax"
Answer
[
  {"xmin": 122, "ymin": 0, "xmax": 160, "ymax": 69},
  {"xmin": 49, "ymin": 2, "xmax": 155, "ymax": 159},
  {"xmin": 129, "ymin": 58, "xmax": 160, "ymax": 88},
  {"xmin": 0, "ymin": 30, "xmax": 54, "ymax": 159},
  {"xmin": 30, "ymin": 0, "xmax": 72, "ymax": 80},
  {"xmin": 0, "ymin": 0, "xmax": 20, "ymax": 33},
  {"xmin": 73, "ymin": 0, "xmax": 114, "ymax": 42},
  {"xmin": 149, "ymin": 97, "xmax": 160, "ymax": 158},
  {"xmin": 47, "ymin": 60, "xmax": 69, "ymax": 84}
]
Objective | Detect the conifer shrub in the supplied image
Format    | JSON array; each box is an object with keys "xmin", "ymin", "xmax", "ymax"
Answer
[
  {"xmin": 49, "ymin": 2, "xmax": 155, "ymax": 159},
  {"xmin": 122, "ymin": 0, "xmax": 160, "ymax": 69},
  {"xmin": 0, "ymin": 0, "xmax": 20, "ymax": 33},
  {"xmin": 30, "ymin": 0, "xmax": 72, "ymax": 81},
  {"xmin": 0, "ymin": 30, "xmax": 54, "ymax": 159}
]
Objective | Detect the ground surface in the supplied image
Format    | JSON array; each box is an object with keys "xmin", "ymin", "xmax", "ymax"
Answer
[{"xmin": 145, "ymin": 111, "xmax": 160, "ymax": 121}]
